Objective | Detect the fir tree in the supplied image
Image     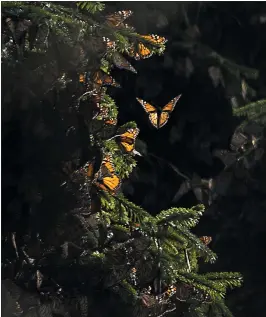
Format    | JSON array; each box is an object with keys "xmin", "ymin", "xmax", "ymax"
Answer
[{"xmin": 2, "ymin": 2, "xmax": 242, "ymax": 317}]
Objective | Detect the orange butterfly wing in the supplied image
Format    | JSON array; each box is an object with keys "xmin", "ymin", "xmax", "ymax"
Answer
[
  {"xmin": 102, "ymin": 155, "xmax": 115, "ymax": 174},
  {"xmin": 103, "ymin": 37, "xmax": 116, "ymax": 50},
  {"xmin": 85, "ymin": 161, "xmax": 95, "ymax": 179},
  {"xmin": 199, "ymin": 236, "xmax": 212, "ymax": 245},
  {"xmin": 97, "ymin": 174, "xmax": 121, "ymax": 193},
  {"xmin": 95, "ymin": 155, "xmax": 121, "ymax": 194},
  {"xmin": 148, "ymin": 112, "xmax": 159, "ymax": 129},
  {"xmin": 105, "ymin": 118, "xmax": 117, "ymax": 126},
  {"xmin": 136, "ymin": 98, "xmax": 158, "ymax": 128},
  {"xmin": 141, "ymin": 34, "xmax": 167, "ymax": 45},
  {"xmin": 127, "ymin": 43, "xmax": 152, "ymax": 60},
  {"xmin": 79, "ymin": 73, "xmax": 85, "ymax": 83},
  {"xmin": 102, "ymin": 74, "xmax": 121, "ymax": 88},
  {"xmin": 92, "ymin": 71, "xmax": 120, "ymax": 88},
  {"xmin": 127, "ymin": 44, "xmax": 140, "ymax": 60},
  {"xmin": 92, "ymin": 71, "xmax": 103, "ymax": 86},
  {"xmin": 158, "ymin": 112, "xmax": 170, "ymax": 129},
  {"xmin": 158, "ymin": 95, "xmax": 182, "ymax": 128},
  {"xmin": 162, "ymin": 95, "xmax": 182, "ymax": 112},
  {"xmin": 136, "ymin": 98, "xmax": 157, "ymax": 113},
  {"xmin": 120, "ymin": 128, "xmax": 139, "ymax": 153},
  {"xmin": 138, "ymin": 43, "xmax": 153, "ymax": 59}
]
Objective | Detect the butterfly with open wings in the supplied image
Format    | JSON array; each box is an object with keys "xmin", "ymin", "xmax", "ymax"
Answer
[
  {"xmin": 199, "ymin": 236, "xmax": 212, "ymax": 246},
  {"xmin": 136, "ymin": 95, "xmax": 182, "ymax": 129},
  {"xmin": 127, "ymin": 34, "xmax": 167, "ymax": 60},
  {"xmin": 91, "ymin": 70, "xmax": 121, "ymax": 88}
]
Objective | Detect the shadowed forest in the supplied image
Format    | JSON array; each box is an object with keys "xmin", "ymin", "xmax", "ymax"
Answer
[{"xmin": 2, "ymin": 2, "xmax": 266, "ymax": 317}]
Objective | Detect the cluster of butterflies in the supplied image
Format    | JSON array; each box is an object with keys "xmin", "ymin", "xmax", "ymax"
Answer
[
  {"xmin": 80, "ymin": 127, "xmax": 140, "ymax": 194},
  {"xmin": 105, "ymin": 10, "xmax": 168, "ymax": 59},
  {"xmin": 140, "ymin": 281, "xmax": 211, "ymax": 310},
  {"xmin": 78, "ymin": 10, "xmax": 182, "ymax": 131},
  {"xmin": 82, "ymin": 153, "xmax": 121, "ymax": 195}
]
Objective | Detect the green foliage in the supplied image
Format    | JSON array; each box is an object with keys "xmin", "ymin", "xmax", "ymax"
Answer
[
  {"xmin": 77, "ymin": 1, "xmax": 105, "ymax": 13},
  {"xmin": 233, "ymin": 99, "xmax": 266, "ymax": 129},
  {"xmin": 1, "ymin": 2, "xmax": 243, "ymax": 317}
]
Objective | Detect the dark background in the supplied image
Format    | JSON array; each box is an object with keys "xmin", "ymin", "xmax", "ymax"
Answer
[
  {"xmin": 2, "ymin": 2, "xmax": 266, "ymax": 317},
  {"xmin": 105, "ymin": 2, "xmax": 266, "ymax": 317}
]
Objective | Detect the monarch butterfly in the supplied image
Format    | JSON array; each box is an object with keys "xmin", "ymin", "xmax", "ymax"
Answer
[
  {"xmin": 136, "ymin": 95, "xmax": 182, "ymax": 129},
  {"xmin": 117, "ymin": 127, "xmax": 139, "ymax": 153},
  {"xmin": 79, "ymin": 73, "xmax": 86, "ymax": 83},
  {"xmin": 105, "ymin": 118, "xmax": 118, "ymax": 126},
  {"xmin": 230, "ymin": 131, "xmax": 248, "ymax": 152},
  {"xmin": 199, "ymin": 236, "xmax": 212, "ymax": 245},
  {"xmin": 140, "ymin": 34, "xmax": 168, "ymax": 45},
  {"xmin": 92, "ymin": 70, "xmax": 121, "ymax": 88},
  {"xmin": 126, "ymin": 34, "xmax": 167, "ymax": 60},
  {"xmin": 88, "ymin": 88, "xmax": 106, "ymax": 119},
  {"xmin": 90, "ymin": 90, "xmax": 103, "ymax": 106},
  {"xmin": 141, "ymin": 294, "xmax": 157, "ymax": 308},
  {"xmin": 105, "ymin": 10, "xmax": 133, "ymax": 27},
  {"xmin": 103, "ymin": 37, "xmax": 116, "ymax": 51},
  {"xmin": 94, "ymin": 154, "xmax": 121, "ymax": 194},
  {"xmin": 127, "ymin": 42, "xmax": 153, "ymax": 60},
  {"xmin": 83, "ymin": 159, "xmax": 96, "ymax": 179},
  {"xmin": 112, "ymin": 52, "xmax": 137, "ymax": 74}
]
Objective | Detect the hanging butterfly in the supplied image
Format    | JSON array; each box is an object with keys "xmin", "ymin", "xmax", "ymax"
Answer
[
  {"xmin": 136, "ymin": 95, "xmax": 182, "ymax": 129},
  {"xmin": 127, "ymin": 34, "xmax": 167, "ymax": 60},
  {"xmin": 105, "ymin": 10, "xmax": 133, "ymax": 27},
  {"xmin": 175, "ymin": 283, "xmax": 212, "ymax": 304},
  {"xmin": 140, "ymin": 34, "xmax": 168, "ymax": 45},
  {"xmin": 94, "ymin": 154, "xmax": 121, "ymax": 194},
  {"xmin": 112, "ymin": 52, "xmax": 137, "ymax": 74},
  {"xmin": 127, "ymin": 42, "xmax": 153, "ymax": 60},
  {"xmin": 79, "ymin": 73, "xmax": 86, "ymax": 83},
  {"xmin": 103, "ymin": 37, "xmax": 116, "ymax": 51},
  {"xmin": 141, "ymin": 294, "xmax": 157, "ymax": 308},
  {"xmin": 90, "ymin": 88, "xmax": 106, "ymax": 119},
  {"xmin": 101, "ymin": 117, "xmax": 118, "ymax": 139},
  {"xmin": 83, "ymin": 159, "xmax": 96, "ymax": 180},
  {"xmin": 105, "ymin": 118, "xmax": 118, "ymax": 126},
  {"xmin": 199, "ymin": 236, "xmax": 212, "ymax": 246},
  {"xmin": 116, "ymin": 127, "xmax": 139, "ymax": 153},
  {"xmin": 91, "ymin": 70, "xmax": 121, "ymax": 88},
  {"xmin": 165, "ymin": 285, "xmax": 177, "ymax": 298},
  {"xmin": 230, "ymin": 130, "xmax": 248, "ymax": 152}
]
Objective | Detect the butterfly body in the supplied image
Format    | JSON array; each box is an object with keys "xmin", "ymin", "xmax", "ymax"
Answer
[{"xmin": 136, "ymin": 95, "xmax": 181, "ymax": 129}]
